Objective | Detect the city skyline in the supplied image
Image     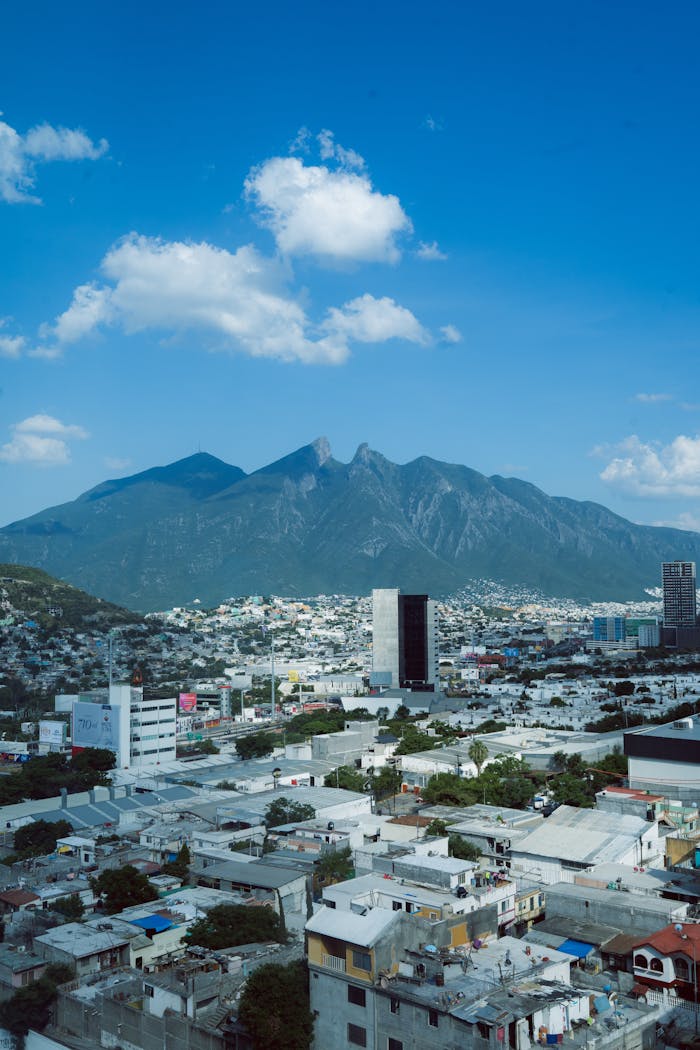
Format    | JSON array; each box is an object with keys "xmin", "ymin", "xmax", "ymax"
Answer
[{"xmin": 2, "ymin": 2, "xmax": 700, "ymax": 533}]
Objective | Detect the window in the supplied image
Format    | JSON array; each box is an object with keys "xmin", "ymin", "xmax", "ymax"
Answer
[
  {"xmin": 634, "ymin": 954, "xmax": 648, "ymax": 969},
  {"xmin": 390, "ymin": 998, "xmax": 400, "ymax": 1015},
  {"xmin": 676, "ymin": 958, "xmax": 690, "ymax": 980},
  {"xmin": 388, "ymin": 1040, "xmax": 403, "ymax": 1050},
  {"xmin": 392, "ymin": 901, "xmax": 402, "ymax": 911},
  {"xmin": 348, "ymin": 1023, "xmax": 367, "ymax": 1047},
  {"xmin": 428, "ymin": 1009, "xmax": 439, "ymax": 1028},
  {"xmin": 348, "ymin": 986, "xmax": 366, "ymax": 1007},
  {"xmin": 650, "ymin": 958, "xmax": 663, "ymax": 973},
  {"xmin": 352, "ymin": 950, "xmax": 371, "ymax": 971},
  {"xmin": 145, "ymin": 984, "xmax": 154, "ymax": 998}
]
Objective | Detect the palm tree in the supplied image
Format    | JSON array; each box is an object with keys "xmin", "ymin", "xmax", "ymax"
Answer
[{"xmin": 468, "ymin": 739, "xmax": 488, "ymax": 776}]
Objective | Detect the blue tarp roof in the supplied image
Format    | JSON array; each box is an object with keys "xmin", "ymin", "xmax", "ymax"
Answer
[
  {"xmin": 130, "ymin": 914, "xmax": 173, "ymax": 933},
  {"xmin": 558, "ymin": 939, "xmax": 595, "ymax": 959}
]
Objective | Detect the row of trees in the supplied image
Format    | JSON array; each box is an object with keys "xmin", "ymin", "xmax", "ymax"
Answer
[{"xmin": 0, "ymin": 747, "xmax": 116, "ymax": 806}]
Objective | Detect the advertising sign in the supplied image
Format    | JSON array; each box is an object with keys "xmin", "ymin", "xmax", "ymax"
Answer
[
  {"xmin": 39, "ymin": 721, "xmax": 67, "ymax": 746},
  {"xmin": 288, "ymin": 670, "xmax": 299, "ymax": 683},
  {"xmin": 72, "ymin": 703, "xmax": 119, "ymax": 751},
  {"xmin": 227, "ymin": 675, "xmax": 252, "ymax": 691},
  {"xmin": 179, "ymin": 692, "xmax": 197, "ymax": 712}
]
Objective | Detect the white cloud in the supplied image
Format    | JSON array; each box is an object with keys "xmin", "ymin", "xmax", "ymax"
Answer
[
  {"xmin": 439, "ymin": 324, "xmax": 462, "ymax": 344},
  {"xmin": 105, "ymin": 456, "xmax": 132, "ymax": 471},
  {"xmin": 244, "ymin": 154, "xmax": 411, "ymax": 263},
  {"xmin": 600, "ymin": 434, "xmax": 700, "ymax": 497},
  {"xmin": 289, "ymin": 126, "xmax": 312, "ymax": 154},
  {"xmin": 316, "ymin": 129, "xmax": 365, "ymax": 170},
  {"xmin": 0, "ymin": 414, "xmax": 88, "ymax": 466},
  {"xmin": 324, "ymin": 294, "xmax": 428, "ymax": 345},
  {"xmin": 416, "ymin": 240, "xmax": 447, "ymax": 261},
  {"xmin": 15, "ymin": 414, "xmax": 88, "ymax": 439},
  {"xmin": 0, "ymin": 115, "xmax": 108, "ymax": 204},
  {"xmin": 39, "ymin": 234, "xmax": 425, "ymax": 365},
  {"xmin": 634, "ymin": 392, "xmax": 672, "ymax": 403},
  {"xmin": 423, "ymin": 115, "xmax": 444, "ymax": 132},
  {"xmin": 653, "ymin": 512, "xmax": 700, "ymax": 533},
  {"xmin": 0, "ymin": 333, "xmax": 24, "ymax": 358}
]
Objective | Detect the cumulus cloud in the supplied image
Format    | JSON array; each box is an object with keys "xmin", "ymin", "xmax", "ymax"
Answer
[
  {"xmin": 39, "ymin": 234, "xmax": 429, "ymax": 365},
  {"xmin": 0, "ymin": 329, "xmax": 24, "ymax": 358},
  {"xmin": 105, "ymin": 456, "xmax": 132, "ymax": 471},
  {"xmin": 324, "ymin": 294, "xmax": 428, "ymax": 345},
  {"xmin": 439, "ymin": 324, "xmax": 462, "ymax": 344},
  {"xmin": 634, "ymin": 392, "xmax": 672, "ymax": 403},
  {"xmin": 599, "ymin": 434, "xmax": 700, "ymax": 497},
  {"xmin": 0, "ymin": 414, "xmax": 88, "ymax": 466},
  {"xmin": 244, "ymin": 155, "xmax": 412, "ymax": 263},
  {"xmin": 0, "ymin": 115, "xmax": 108, "ymax": 204},
  {"xmin": 416, "ymin": 240, "xmax": 447, "ymax": 261}
]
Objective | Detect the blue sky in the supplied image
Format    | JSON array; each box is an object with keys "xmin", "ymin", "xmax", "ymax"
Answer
[{"xmin": 2, "ymin": 1, "xmax": 700, "ymax": 534}]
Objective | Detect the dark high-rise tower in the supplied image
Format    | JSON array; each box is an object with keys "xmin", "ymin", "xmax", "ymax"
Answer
[
  {"xmin": 372, "ymin": 588, "xmax": 438, "ymax": 691},
  {"xmin": 662, "ymin": 561, "xmax": 697, "ymax": 627}
]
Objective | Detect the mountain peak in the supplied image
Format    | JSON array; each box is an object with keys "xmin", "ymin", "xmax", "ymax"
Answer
[
  {"xmin": 82, "ymin": 452, "xmax": 246, "ymax": 503},
  {"xmin": 311, "ymin": 436, "xmax": 332, "ymax": 466}
]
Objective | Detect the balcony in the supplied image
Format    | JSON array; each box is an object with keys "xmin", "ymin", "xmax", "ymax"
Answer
[{"xmin": 321, "ymin": 954, "xmax": 346, "ymax": 973}]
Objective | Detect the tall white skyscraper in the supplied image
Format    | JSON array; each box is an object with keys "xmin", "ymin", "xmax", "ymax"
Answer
[{"xmin": 371, "ymin": 588, "xmax": 438, "ymax": 690}]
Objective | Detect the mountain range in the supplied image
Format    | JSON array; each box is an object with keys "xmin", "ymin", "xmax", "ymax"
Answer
[{"xmin": 2, "ymin": 438, "xmax": 699, "ymax": 612}]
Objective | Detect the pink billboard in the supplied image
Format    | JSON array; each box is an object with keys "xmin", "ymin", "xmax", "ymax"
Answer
[{"xmin": 179, "ymin": 692, "xmax": 197, "ymax": 712}]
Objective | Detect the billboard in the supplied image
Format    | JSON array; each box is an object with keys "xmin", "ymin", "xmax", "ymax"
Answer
[
  {"xmin": 179, "ymin": 692, "xmax": 197, "ymax": 712},
  {"xmin": 39, "ymin": 721, "xmax": 67, "ymax": 746},
  {"xmin": 72, "ymin": 703, "xmax": 119, "ymax": 751}
]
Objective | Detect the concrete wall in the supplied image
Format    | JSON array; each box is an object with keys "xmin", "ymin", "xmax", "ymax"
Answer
[{"xmin": 546, "ymin": 883, "xmax": 687, "ymax": 933}]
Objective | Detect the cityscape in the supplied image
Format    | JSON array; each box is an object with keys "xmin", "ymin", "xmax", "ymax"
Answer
[{"xmin": 4, "ymin": 5, "xmax": 700, "ymax": 1050}]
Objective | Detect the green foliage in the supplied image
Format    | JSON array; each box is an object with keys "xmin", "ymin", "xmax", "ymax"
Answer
[
  {"xmin": 467, "ymin": 739, "xmax": 488, "ymax": 774},
  {"xmin": 448, "ymin": 834, "xmax": 481, "ymax": 862},
  {"xmin": 0, "ymin": 563, "xmax": 140, "ymax": 630},
  {"xmin": 50, "ymin": 894, "xmax": 85, "ymax": 920},
  {"xmin": 238, "ymin": 961, "xmax": 313, "ymax": 1050},
  {"xmin": 473, "ymin": 719, "xmax": 507, "ymax": 734},
  {"xmin": 372, "ymin": 766, "xmax": 401, "ymax": 800},
  {"xmin": 394, "ymin": 725, "xmax": 437, "ymax": 755},
  {"xmin": 426, "ymin": 818, "xmax": 450, "ymax": 837},
  {"xmin": 162, "ymin": 843, "xmax": 190, "ymax": 881},
  {"xmin": 315, "ymin": 845, "xmax": 354, "ymax": 884},
  {"xmin": 613, "ymin": 680, "xmax": 635, "ymax": 697},
  {"xmin": 14, "ymin": 819, "xmax": 72, "ymax": 859},
  {"xmin": 551, "ymin": 773, "xmax": 592, "ymax": 807},
  {"xmin": 235, "ymin": 731, "xmax": 276, "ymax": 760},
  {"xmin": 90, "ymin": 864, "xmax": 158, "ymax": 914},
  {"xmin": 422, "ymin": 756, "xmax": 532, "ymax": 809},
  {"xmin": 186, "ymin": 903, "xmax": 285, "ymax": 949},
  {"xmin": 324, "ymin": 766, "xmax": 366, "ymax": 792},
  {"xmin": 264, "ymin": 796, "xmax": 315, "ymax": 828},
  {"xmin": 549, "ymin": 696, "xmax": 566, "ymax": 707},
  {"xmin": 0, "ymin": 962, "xmax": 74, "ymax": 1036},
  {"xmin": 0, "ymin": 748, "xmax": 116, "ymax": 807}
]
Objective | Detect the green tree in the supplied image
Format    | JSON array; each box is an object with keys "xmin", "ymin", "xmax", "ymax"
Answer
[
  {"xmin": 238, "ymin": 961, "xmax": 313, "ymax": 1050},
  {"xmin": 468, "ymin": 739, "xmax": 488, "ymax": 775},
  {"xmin": 315, "ymin": 845, "xmax": 354, "ymax": 885},
  {"xmin": 264, "ymin": 797, "xmax": 315, "ymax": 828},
  {"xmin": 394, "ymin": 725, "xmax": 436, "ymax": 755},
  {"xmin": 0, "ymin": 963, "xmax": 74, "ymax": 1037},
  {"xmin": 551, "ymin": 773, "xmax": 592, "ymax": 807},
  {"xmin": 186, "ymin": 903, "xmax": 285, "ymax": 949},
  {"xmin": 372, "ymin": 766, "xmax": 401, "ymax": 801},
  {"xmin": 90, "ymin": 864, "xmax": 158, "ymax": 914},
  {"xmin": 448, "ymin": 834, "xmax": 481, "ymax": 862},
  {"xmin": 236, "ymin": 732, "xmax": 276, "ymax": 760},
  {"xmin": 163, "ymin": 843, "xmax": 191, "ymax": 881},
  {"xmin": 323, "ymin": 766, "xmax": 366, "ymax": 792},
  {"xmin": 70, "ymin": 746, "xmax": 116, "ymax": 785},
  {"xmin": 613, "ymin": 680, "xmax": 635, "ymax": 697},
  {"xmin": 50, "ymin": 894, "xmax": 85, "ymax": 920},
  {"xmin": 426, "ymin": 818, "xmax": 449, "ymax": 837},
  {"xmin": 14, "ymin": 819, "xmax": 72, "ymax": 858}
]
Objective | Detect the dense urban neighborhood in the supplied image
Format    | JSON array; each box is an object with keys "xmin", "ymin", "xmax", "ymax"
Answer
[{"xmin": 0, "ymin": 567, "xmax": 698, "ymax": 1049}]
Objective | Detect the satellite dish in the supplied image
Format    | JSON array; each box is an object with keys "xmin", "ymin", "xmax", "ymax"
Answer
[{"xmin": 675, "ymin": 924, "xmax": 684, "ymax": 933}]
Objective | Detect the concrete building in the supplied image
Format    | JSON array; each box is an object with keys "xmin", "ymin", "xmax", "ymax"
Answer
[
  {"xmin": 663, "ymin": 561, "xmax": 697, "ymax": 628},
  {"xmin": 625, "ymin": 716, "xmax": 700, "ymax": 804},
  {"xmin": 372, "ymin": 589, "xmax": 438, "ymax": 691},
  {"xmin": 509, "ymin": 806, "xmax": 662, "ymax": 884},
  {"xmin": 306, "ymin": 905, "xmax": 657, "ymax": 1050},
  {"xmin": 632, "ymin": 921, "xmax": 700, "ymax": 1002},
  {"xmin": 69, "ymin": 683, "xmax": 176, "ymax": 772}
]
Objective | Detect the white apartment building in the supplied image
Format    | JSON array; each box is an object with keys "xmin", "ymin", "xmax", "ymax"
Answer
[{"xmin": 70, "ymin": 683, "xmax": 176, "ymax": 771}]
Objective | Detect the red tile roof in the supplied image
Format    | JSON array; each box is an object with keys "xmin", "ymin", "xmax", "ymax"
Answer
[
  {"xmin": 0, "ymin": 890, "xmax": 40, "ymax": 907},
  {"xmin": 633, "ymin": 923, "xmax": 700, "ymax": 960}
]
